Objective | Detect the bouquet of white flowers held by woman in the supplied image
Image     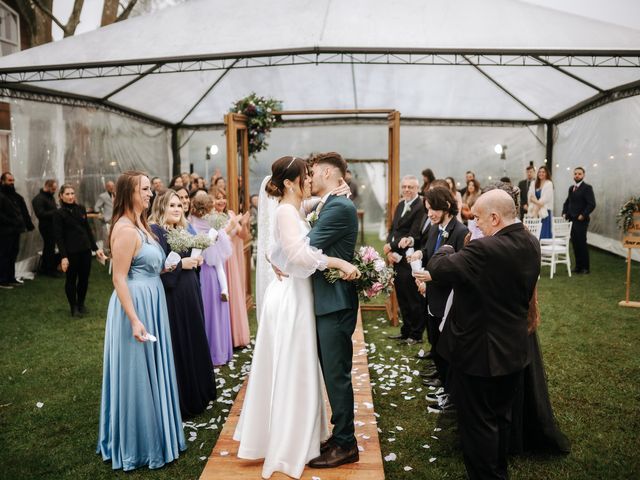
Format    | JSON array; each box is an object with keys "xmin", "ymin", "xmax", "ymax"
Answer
[
  {"xmin": 324, "ymin": 245, "xmax": 395, "ymax": 302},
  {"xmin": 165, "ymin": 228, "xmax": 214, "ymax": 258},
  {"xmin": 206, "ymin": 212, "xmax": 229, "ymax": 231}
]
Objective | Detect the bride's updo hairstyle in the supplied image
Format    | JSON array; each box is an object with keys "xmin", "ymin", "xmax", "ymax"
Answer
[{"xmin": 265, "ymin": 156, "xmax": 307, "ymax": 198}]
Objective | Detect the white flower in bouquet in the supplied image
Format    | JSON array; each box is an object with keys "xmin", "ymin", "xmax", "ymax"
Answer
[
  {"xmin": 190, "ymin": 233, "xmax": 212, "ymax": 250},
  {"xmin": 306, "ymin": 211, "xmax": 319, "ymax": 227},
  {"xmin": 165, "ymin": 228, "xmax": 193, "ymax": 253},
  {"xmin": 206, "ymin": 212, "xmax": 229, "ymax": 231}
]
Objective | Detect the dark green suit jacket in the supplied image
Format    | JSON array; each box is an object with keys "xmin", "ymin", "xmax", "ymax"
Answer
[{"xmin": 308, "ymin": 195, "xmax": 359, "ymax": 316}]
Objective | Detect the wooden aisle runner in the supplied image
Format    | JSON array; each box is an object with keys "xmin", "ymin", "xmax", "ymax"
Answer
[{"xmin": 200, "ymin": 310, "xmax": 385, "ymax": 479}]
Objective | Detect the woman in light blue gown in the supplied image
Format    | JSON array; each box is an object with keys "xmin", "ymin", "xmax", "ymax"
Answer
[{"xmin": 97, "ymin": 171, "xmax": 185, "ymax": 471}]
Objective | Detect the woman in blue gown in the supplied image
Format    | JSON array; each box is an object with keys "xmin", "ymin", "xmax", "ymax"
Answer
[{"xmin": 97, "ymin": 171, "xmax": 185, "ymax": 471}]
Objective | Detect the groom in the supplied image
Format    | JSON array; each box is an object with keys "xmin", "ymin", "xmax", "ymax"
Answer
[{"xmin": 307, "ymin": 152, "xmax": 360, "ymax": 468}]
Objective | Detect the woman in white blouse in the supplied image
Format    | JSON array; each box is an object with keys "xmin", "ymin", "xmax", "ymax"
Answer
[{"xmin": 527, "ymin": 165, "xmax": 554, "ymax": 239}]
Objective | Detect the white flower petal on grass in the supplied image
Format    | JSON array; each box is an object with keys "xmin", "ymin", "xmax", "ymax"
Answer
[
  {"xmin": 396, "ymin": 426, "xmax": 404, "ymax": 431},
  {"xmin": 384, "ymin": 452, "xmax": 397, "ymax": 462},
  {"xmin": 429, "ymin": 457, "xmax": 437, "ymax": 463},
  {"xmin": 431, "ymin": 435, "xmax": 439, "ymax": 440},
  {"xmin": 220, "ymin": 450, "xmax": 229, "ymax": 456},
  {"xmin": 36, "ymin": 402, "xmax": 44, "ymax": 408},
  {"xmin": 417, "ymin": 348, "xmax": 425, "ymax": 357},
  {"xmin": 434, "ymin": 427, "xmax": 442, "ymax": 432},
  {"xmin": 422, "ymin": 444, "xmax": 430, "ymax": 449},
  {"xmin": 388, "ymin": 438, "xmax": 396, "ymax": 442},
  {"xmin": 199, "ymin": 456, "xmax": 207, "ymax": 461},
  {"xmin": 21, "ymin": 368, "xmax": 27, "ymax": 375},
  {"xmin": 404, "ymin": 466, "xmax": 413, "ymax": 471}
]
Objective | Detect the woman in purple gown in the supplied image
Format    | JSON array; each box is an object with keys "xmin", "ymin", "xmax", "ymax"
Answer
[{"xmin": 189, "ymin": 192, "xmax": 234, "ymax": 366}]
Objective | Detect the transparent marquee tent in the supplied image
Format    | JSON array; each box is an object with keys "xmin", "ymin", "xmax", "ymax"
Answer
[{"xmin": 1, "ymin": 0, "xmax": 639, "ymax": 270}]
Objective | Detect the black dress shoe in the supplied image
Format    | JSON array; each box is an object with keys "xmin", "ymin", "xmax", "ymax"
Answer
[
  {"xmin": 320, "ymin": 437, "xmax": 334, "ymax": 454},
  {"xmin": 387, "ymin": 334, "xmax": 406, "ymax": 340},
  {"xmin": 308, "ymin": 442, "xmax": 359, "ymax": 468},
  {"xmin": 420, "ymin": 370, "xmax": 439, "ymax": 380},
  {"xmin": 423, "ymin": 377, "xmax": 442, "ymax": 388},
  {"xmin": 78, "ymin": 305, "xmax": 88, "ymax": 315}
]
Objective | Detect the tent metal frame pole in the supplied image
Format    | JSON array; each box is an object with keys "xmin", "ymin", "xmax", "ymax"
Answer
[
  {"xmin": 531, "ymin": 55, "xmax": 604, "ymax": 93},
  {"xmin": 0, "ymin": 48, "xmax": 638, "ymax": 77},
  {"xmin": 462, "ymin": 55, "xmax": 545, "ymax": 121},
  {"xmin": 101, "ymin": 62, "xmax": 164, "ymax": 101},
  {"xmin": 546, "ymin": 122, "xmax": 554, "ymax": 176}
]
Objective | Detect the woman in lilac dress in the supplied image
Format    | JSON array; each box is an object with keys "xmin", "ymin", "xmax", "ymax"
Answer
[{"xmin": 189, "ymin": 192, "xmax": 234, "ymax": 366}]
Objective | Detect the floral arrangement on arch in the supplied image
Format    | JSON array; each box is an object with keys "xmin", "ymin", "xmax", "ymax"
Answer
[
  {"xmin": 324, "ymin": 246, "xmax": 395, "ymax": 302},
  {"xmin": 230, "ymin": 93, "xmax": 282, "ymax": 158},
  {"xmin": 617, "ymin": 196, "xmax": 640, "ymax": 233}
]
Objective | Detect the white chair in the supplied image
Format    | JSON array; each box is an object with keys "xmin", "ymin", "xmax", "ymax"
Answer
[
  {"xmin": 540, "ymin": 220, "xmax": 572, "ymax": 278},
  {"xmin": 540, "ymin": 217, "xmax": 567, "ymax": 246},
  {"xmin": 522, "ymin": 217, "xmax": 542, "ymax": 239}
]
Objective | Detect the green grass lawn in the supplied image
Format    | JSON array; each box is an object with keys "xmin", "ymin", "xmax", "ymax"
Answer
[{"xmin": 0, "ymin": 247, "xmax": 638, "ymax": 479}]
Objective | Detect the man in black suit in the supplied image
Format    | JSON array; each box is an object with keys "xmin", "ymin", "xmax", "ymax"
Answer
[
  {"xmin": 32, "ymin": 179, "xmax": 59, "ymax": 276},
  {"xmin": 517, "ymin": 165, "xmax": 536, "ymax": 219},
  {"xmin": 384, "ymin": 175, "xmax": 427, "ymax": 345},
  {"xmin": 562, "ymin": 167, "xmax": 596, "ymax": 274},
  {"xmin": 423, "ymin": 189, "xmax": 540, "ymax": 479},
  {"xmin": 412, "ymin": 187, "xmax": 468, "ymax": 410}
]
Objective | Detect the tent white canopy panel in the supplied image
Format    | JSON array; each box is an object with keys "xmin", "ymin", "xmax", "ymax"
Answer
[{"xmin": 0, "ymin": 0, "xmax": 638, "ymax": 127}]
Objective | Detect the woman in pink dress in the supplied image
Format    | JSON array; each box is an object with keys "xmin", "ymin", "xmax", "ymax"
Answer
[{"xmin": 211, "ymin": 187, "xmax": 251, "ymax": 348}]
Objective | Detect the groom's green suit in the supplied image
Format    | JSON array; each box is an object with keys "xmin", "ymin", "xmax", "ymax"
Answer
[{"xmin": 308, "ymin": 194, "xmax": 359, "ymax": 449}]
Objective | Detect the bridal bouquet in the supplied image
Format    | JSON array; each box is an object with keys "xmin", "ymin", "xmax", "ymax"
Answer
[{"xmin": 324, "ymin": 245, "xmax": 395, "ymax": 302}]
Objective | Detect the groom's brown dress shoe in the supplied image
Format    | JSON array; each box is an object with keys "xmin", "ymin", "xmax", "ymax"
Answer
[{"xmin": 308, "ymin": 442, "xmax": 359, "ymax": 468}]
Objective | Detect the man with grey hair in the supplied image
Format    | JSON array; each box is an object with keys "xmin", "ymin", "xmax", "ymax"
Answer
[
  {"xmin": 384, "ymin": 174, "xmax": 427, "ymax": 345},
  {"xmin": 95, "ymin": 180, "xmax": 115, "ymax": 254},
  {"xmin": 421, "ymin": 190, "xmax": 540, "ymax": 479}
]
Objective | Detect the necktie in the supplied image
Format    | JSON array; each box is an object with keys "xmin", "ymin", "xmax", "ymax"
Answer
[
  {"xmin": 401, "ymin": 201, "xmax": 411, "ymax": 217},
  {"xmin": 434, "ymin": 228, "xmax": 444, "ymax": 251},
  {"xmin": 572, "ymin": 185, "xmax": 577, "ymax": 193},
  {"xmin": 316, "ymin": 200, "xmax": 325, "ymax": 214}
]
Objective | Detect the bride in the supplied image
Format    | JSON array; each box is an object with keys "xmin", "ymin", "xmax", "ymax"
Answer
[{"xmin": 233, "ymin": 156, "xmax": 358, "ymax": 479}]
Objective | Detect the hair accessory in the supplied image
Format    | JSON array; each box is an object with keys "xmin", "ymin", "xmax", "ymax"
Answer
[{"xmin": 285, "ymin": 156, "xmax": 296, "ymax": 169}]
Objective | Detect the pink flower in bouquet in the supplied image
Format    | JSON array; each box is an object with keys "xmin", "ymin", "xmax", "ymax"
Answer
[
  {"xmin": 370, "ymin": 282, "xmax": 384, "ymax": 294},
  {"xmin": 360, "ymin": 246, "xmax": 378, "ymax": 263}
]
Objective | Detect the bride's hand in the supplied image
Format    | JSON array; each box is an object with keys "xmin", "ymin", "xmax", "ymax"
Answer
[
  {"xmin": 339, "ymin": 260, "xmax": 361, "ymax": 281},
  {"xmin": 331, "ymin": 179, "xmax": 351, "ymax": 198}
]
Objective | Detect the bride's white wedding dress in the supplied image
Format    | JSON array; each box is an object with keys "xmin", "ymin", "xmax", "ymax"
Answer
[{"xmin": 234, "ymin": 203, "xmax": 329, "ymax": 479}]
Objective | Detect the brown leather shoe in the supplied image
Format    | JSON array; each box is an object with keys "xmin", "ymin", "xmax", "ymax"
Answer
[
  {"xmin": 308, "ymin": 442, "xmax": 359, "ymax": 468},
  {"xmin": 320, "ymin": 437, "xmax": 334, "ymax": 454}
]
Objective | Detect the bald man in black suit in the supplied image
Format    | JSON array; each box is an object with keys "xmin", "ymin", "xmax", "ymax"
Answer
[{"xmin": 420, "ymin": 190, "xmax": 540, "ymax": 480}]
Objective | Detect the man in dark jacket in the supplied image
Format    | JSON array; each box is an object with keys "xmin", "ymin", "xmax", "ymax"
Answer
[
  {"xmin": 423, "ymin": 189, "xmax": 540, "ymax": 480},
  {"xmin": 562, "ymin": 167, "xmax": 596, "ymax": 274},
  {"xmin": 32, "ymin": 179, "xmax": 59, "ymax": 276},
  {"xmin": 384, "ymin": 175, "xmax": 427, "ymax": 345},
  {"xmin": 0, "ymin": 172, "xmax": 35, "ymax": 288}
]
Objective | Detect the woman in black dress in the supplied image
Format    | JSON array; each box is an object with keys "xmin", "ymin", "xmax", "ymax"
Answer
[
  {"xmin": 53, "ymin": 184, "xmax": 106, "ymax": 317},
  {"xmin": 149, "ymin": 189, "xmax": 217, "ymax": 418}
]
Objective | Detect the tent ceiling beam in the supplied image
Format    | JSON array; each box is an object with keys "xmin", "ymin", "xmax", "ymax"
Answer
[
  {"xmin": 176, "ymin": 59, "xmax": 239, "ymax": 126},
  {"xmin": 1, "ymin": 51, "xmax": 639, "ymax": 83},
  {"xmin": 101, "ymin": 62, "xmax": 164, "ymax": 101},
  {"xmin": 181, "ymin": 116, "xmax": 544, "ymax": 131},
  {"xmin": 551, "ymin": 79, "xmax": 640, "ymax": 124},
  {"xmin": 0, "ymin": 83, "xmax": 171, "ymax": 128},
  {"xmin": 531, "ymin": 55, "xmax": 604, "ymax": 93},
  {"xmin": 463, "ymin": 55, "xmax": 545, "ymax": 121}
]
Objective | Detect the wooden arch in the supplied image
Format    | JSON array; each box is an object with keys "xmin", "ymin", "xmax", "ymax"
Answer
[{"xmin": 224, "ymin": 109, "xmax": 401, "ymax": 324}]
